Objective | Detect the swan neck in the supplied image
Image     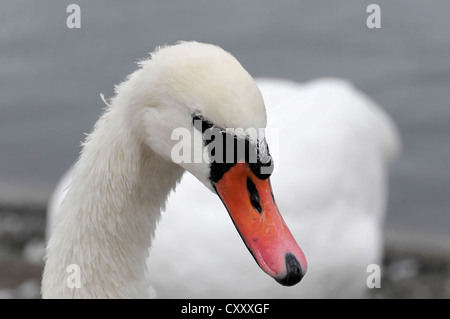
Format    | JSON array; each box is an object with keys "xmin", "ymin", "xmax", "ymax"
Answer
[{"xmin": 42, "ymin": 105, "xmax": 183, "ymax": 298}]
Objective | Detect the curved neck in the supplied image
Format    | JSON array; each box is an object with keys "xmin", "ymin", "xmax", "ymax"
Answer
[{"xmin": 42, "ymin": 103, "xmax": 183, "ymax": 298}]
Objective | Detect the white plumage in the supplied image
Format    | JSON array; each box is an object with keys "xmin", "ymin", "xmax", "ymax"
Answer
[
  {"xmin": 147, "ymin": 77, "xmax": 400, "ymax": 298},
  {"xmin": 44, "ymin": 42, "xmax": 400, "ymax": 298}
]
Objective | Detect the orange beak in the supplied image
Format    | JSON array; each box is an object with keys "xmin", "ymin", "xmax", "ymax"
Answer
[{"xmin": 214, "ymin": 162, "xmax": 307, "ymax": 286}]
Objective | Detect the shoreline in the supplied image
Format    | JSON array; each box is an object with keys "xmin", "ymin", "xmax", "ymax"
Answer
[{"xmin": 1, "ymin": 205, "xmax": 449, "ymax": 299}]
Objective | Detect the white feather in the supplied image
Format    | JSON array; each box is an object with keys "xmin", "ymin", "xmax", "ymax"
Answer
[{"xmin": 44, "ymin": 42, "xmax": 400, "ymax": 298}]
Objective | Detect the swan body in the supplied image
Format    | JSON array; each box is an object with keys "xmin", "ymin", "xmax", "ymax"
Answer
[
  {"xmin": 42, "ymin": 42, "xmax": 308, "ymax": 298},
  {"xmin": 47, "ymin": 73, "xmax": 400, "ymax": 298}
]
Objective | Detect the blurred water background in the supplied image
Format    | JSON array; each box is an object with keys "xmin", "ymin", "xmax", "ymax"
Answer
[{"xmin": 0, "ymin": 0, "xmax": 449, "ymax": 298}]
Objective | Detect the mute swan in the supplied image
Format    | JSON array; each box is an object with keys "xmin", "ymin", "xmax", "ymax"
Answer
[
  {"xmin": 45, "ymin": 44, "xmax": 401, "ymax": 299},
  {"xmin": 42, "ymin": 42, "xmax": 308, "ymax": 298},
  {"xmin": 147, "ymin": 78, "xmax": 401, "ymax": 298}
]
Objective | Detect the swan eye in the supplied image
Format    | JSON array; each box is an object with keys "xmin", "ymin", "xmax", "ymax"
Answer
[
  {"xmin": 192, "ymin": 114, "xmax": 213, "ymax": 134},
  {"xmin": 191, "ymin": 113, "xmax": 273, "ymax": 183}
]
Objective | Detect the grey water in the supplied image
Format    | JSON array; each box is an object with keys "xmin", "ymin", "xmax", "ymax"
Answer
[{"xmin": 1, "ymin": 0, "xmax": 449, "ymax": 246}]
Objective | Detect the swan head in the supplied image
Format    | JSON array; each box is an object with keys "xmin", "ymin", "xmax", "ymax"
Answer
[{"xmin": 121, "ymin": 41, "xmax": 307, "ymax": 286}]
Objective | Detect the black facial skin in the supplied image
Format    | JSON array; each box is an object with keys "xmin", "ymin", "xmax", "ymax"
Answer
[
  {"xmin": 193, "ymin": 114, "xmax": 303, "ymax": 287},
  {"xmin": 192, "ymin": 113, "xmax": 273, "ymax": 183}
]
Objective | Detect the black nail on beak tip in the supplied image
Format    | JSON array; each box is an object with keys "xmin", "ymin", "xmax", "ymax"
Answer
[{"xmin": 275, "ymin": 253, "xmax": 304, "ymax": 286}]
